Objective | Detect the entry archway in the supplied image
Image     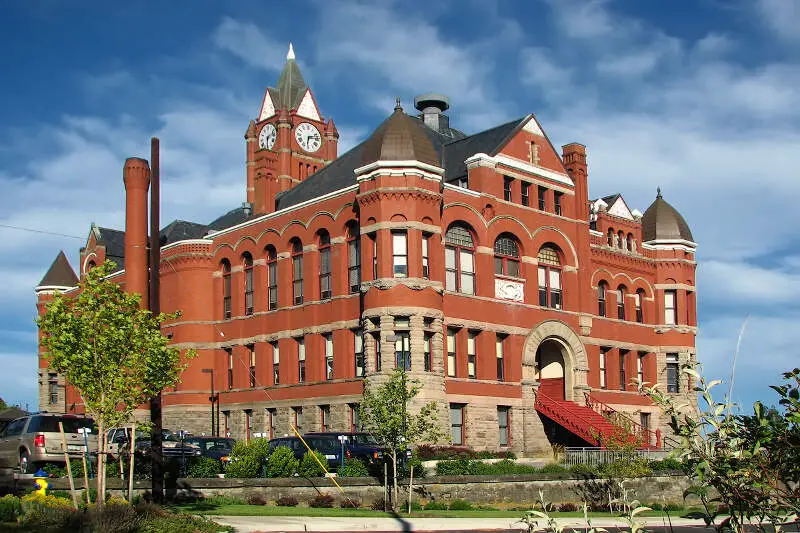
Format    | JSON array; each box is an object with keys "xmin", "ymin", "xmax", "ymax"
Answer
[
  {"xmin": 536, "ymin": 339, "xmax": 566, "ymax": 400},
  {"xmin": 523, "ymin": 320, "xmax": 589, "ymax": 402}
]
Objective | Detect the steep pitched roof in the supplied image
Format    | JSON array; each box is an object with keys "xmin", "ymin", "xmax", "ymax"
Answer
[
  {"xmin": 276, "ymin": 54, "xmax": 307, "ymax": 110},
  {"xmin": 37, "ymin": 250, "xmax": 78, "ymax": 288},
  {"xmin": 441, "ymin": 117, "xmax": 527, "ymax": 183},
  {"xmin": 160, "ymin": 220, "xmax": 208, "ymax": 244}
]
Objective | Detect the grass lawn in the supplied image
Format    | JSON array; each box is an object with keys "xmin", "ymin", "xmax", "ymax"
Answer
[{"xmin": 177, "ymin": 503, "xmax": 701, "ymax": 519}]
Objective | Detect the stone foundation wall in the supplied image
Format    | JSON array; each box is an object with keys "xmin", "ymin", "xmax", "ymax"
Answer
[{"xmin": 46, "ymin": 474, "xmax": 698, "ymax": 507}]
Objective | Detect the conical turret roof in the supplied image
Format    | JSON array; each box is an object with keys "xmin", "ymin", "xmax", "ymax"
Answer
[
  {"xmin": 360, "ymin": 100, "xmax": 440, "ymax": 167},
  {"xmin": 37, "ymin": 251, "xmax": 78, "ymax": 289},
  {"xmin": 276, "ymin": 43, "xmax": 307, "ymax": 110},
  {"xmin": 641, "ymin": 188, "xmax": 694, "ymax": 242}
]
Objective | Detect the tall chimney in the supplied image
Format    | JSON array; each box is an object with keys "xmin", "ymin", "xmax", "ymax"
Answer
[
  {"xmin": 123, "ymin": 157, "xmax": 150, "ymax": 308},
  {"xmin": 414, "ymin": 93, "xmax": 450, "ymax": 133}
]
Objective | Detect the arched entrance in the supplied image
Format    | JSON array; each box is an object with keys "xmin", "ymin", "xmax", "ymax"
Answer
[{"xmin": 536, "ymin": 339, "xmax": 566, "ymax": 400}]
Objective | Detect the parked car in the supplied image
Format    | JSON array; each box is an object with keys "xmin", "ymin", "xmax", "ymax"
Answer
[
  {"xmin": 0, "ymin": 413, "xmax": 97, "ymax": 474},
  {"xmin": 183, "ymin": 436, "xmax": 236, "ymax": 465},
  {"xmin": 302, "ymin": 432, "xmax": 386, "ymax": 473},
  {"xmin": 106, "ymin": 427, "xmax": 149, "ymax": 460},
  {"xmin": 267, "ymin": 436, "xmax": 305, "ymax": 461}
]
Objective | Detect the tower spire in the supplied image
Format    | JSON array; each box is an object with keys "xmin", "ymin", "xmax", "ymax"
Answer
[{"xmin": 287, "ymin": 42, "xmax": 295, "ymax": 61}]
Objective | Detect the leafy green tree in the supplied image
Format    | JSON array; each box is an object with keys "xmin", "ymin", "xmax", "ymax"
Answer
[
  {"xmin": 358, "ymin": 368, "xmax": 443, "ymax": 509},
  {"xmin": 0, "ymin": 398, "xmax": 7, "ymax": 410},
  {"xmin": 643, "ymin": 366, "xmax": 800, "ymax": 532},
  {"xmin": 37, "ymin": 260, "xmax": 193, "ymax": 506}
]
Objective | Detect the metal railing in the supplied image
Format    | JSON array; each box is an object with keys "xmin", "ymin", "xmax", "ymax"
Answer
[
  {"xmin": 584, "ymin": 392, "xmax": 662, "ymax": 448},
  {"xmin": 562, "ymin": 447, "xmax": 670, "ymax": 467}
]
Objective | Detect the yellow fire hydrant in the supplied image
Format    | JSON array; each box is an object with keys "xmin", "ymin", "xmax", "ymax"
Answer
[{"xmin": 33, "ymin": 468, "xmax": 50, "ymax": 496}]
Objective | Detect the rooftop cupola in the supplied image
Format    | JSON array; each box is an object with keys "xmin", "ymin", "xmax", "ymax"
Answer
[
  {"xmin": 360, "ymin": 98, "xmax": 440, "ymax": 167},
  {"xmin": 641, "ymin": 188, "xmax": 694, "ymax": 243}
]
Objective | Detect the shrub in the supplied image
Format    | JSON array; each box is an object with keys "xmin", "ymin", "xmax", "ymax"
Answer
[
  {"xmin": 416, "ymin": 445, "xmax": 475, "ymax": 460},
  {"xmin": 245, "ymin": 493, "xmax": 266, "ymax": 506},
  {"xmin": 106, "ymin": 496, "xmax": 131, "ymax": 506},
  {"xmin": 85, "ymin": 501, "xmax": 139, "ymax": 533},
  {"xmin": 0, "ymin": 494, "xmax": 21, "ymax": 523},
  {"xmin": 568, "ymin": 463, "xmax": 597, "ymax": 476},
  {"xmin": 404, "ymin": 500, "xmax": 423, "ymax": 511},
  {"xmin": 225, "ymin": 454, "xmax": 261, "ymax": 479},
  {"xmin": 340, "ymin": 498, "xmax": 361, "ymax": 508},
  {"xmin": 308, "ymin": 493, "xmax": 335, "ymax": 508},
  {"xmin": 538, "ymin": 462, "xmax": 567, "ymax": 473},
  {"xmin": 448, "ymin": 499, "xmax": 473, "ymax": 510},
  {"xmin": 338, "ymin": 458, "xmax": 370, "ymax": 477},
  {"xmin": 370, "ymin": 497, "xmax": 387, "ymax": 511},
  {"xmin": 650, "ymin": 458, "xmax": 682, "ymax": 471},
  {"xmin": 664, "ymin": 503, "xmax": 683, "ymax": 512},
  {"xmin": 473, "ymin": 459, "xmax": 537, "ymax": 475},
  {"xmin": 401, "ymin": 456, "xmax": 427, "ymax": 478},
  {"xmin": 648, "ymin": 502, "xmax": 664, "ymax": 511},
  {"xmin": 557, "ymin": 502, "xmax": 579, "ymax": 512},
  {"xmin": 298, "ymin": 450, "xmax": 328, "ymax": 478},
  {"xmin": 188, "ymin": 457, "xmax": 222, "ymax": 478},
  {"xmin": 423, "ymin": 500, "xmax": 448, "ymax": 510},
  {"xmin": 597, "ymin": 457, "xmax": 652, "ymax": 479},
  {"xmin": 435, "ymin": 458, "xmax": 473, "ymax": 476},
  {"xmin": 137, "ymin": 513, "xmax": 234, "ymax": 533},
  {"xmin": 275, "ymin": 496, "xmax": 298, "ymax": 507},
  {"xmin": 266, "ymin": 446, "xmax": 299, "ymax": 478}
]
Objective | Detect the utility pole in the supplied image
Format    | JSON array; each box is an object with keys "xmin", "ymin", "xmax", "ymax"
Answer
[{"xmin": 149, "ymin": 137, "xmax": 164, "ymax": 503}]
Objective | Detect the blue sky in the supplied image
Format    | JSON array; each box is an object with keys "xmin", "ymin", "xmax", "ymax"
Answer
[{"xmin": 1, "ymin": 0, "xmax": 798, "ymax": 412}]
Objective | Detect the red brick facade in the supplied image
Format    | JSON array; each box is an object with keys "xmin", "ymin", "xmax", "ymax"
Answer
[{"xmin": 36, "ymin": 49, "xmax": 697, "ymax": 454}]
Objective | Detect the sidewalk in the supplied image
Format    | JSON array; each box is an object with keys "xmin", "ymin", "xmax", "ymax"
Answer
[{"xmin": 210, "ymin": 515, "xmax": 710, "ymax": 532}]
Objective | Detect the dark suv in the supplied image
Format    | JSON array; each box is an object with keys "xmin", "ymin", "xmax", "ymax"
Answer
[
  {"xmin": 0, "ymin": 413, "xmax": 97, "ymax": 473},
  {"xmin": 302, "ymin": 432, "xmax": 386, "ymax": 473}
]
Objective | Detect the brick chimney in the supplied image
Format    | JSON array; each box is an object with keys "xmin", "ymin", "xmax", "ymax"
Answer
[
  {"xmin": 123, "ymin": 157, "xmax": 150, "ymax": 308},
  {"xmin": 562, "ymin": 143, "xmax": 588, "ymax": 217}
]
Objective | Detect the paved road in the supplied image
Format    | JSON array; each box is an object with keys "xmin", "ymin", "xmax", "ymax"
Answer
[{"xmin": 210, "ymin": 515, "xmax": 716, "ymax": 532}]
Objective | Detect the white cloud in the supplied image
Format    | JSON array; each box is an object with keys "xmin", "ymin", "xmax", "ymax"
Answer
[
  {"xmin": 699, "ymin": 260, "xmax": 800, "ymax": 304},
  {"xmin": 212, "ymin": 16, "xmax": 288, "ymax": 71},
  {"xmin": 547, "ymin": 0, "xmax": 615, "ymax": 40},
  {"xmin": 755, "ymin": 0, "xmax": 800, "ymax": 43}
]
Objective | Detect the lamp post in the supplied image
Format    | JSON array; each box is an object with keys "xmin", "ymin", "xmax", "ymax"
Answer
[{"xmin": 201, "ymin": 369, "xmax": 216, "ymax": 436}]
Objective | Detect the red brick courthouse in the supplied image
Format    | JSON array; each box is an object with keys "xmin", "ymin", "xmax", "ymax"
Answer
[{"xmin": 36, "ymin": 46, "xmax": 697, "ymax": 454}]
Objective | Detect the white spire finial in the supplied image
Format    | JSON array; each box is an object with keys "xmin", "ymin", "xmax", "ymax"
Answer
[{"xmin": 287, "ymin": 42, "xmax": 295, "ymax": 60}]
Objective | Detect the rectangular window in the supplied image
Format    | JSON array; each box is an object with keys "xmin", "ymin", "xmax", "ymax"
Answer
[
  {"xmin": 447, "ymin": 329, "xmax": 457, "ymax": 377},
  {"xmin": 498, "ymin": 406, "xmax": 510, "ymax": 447},
  {"xmin": 374, "ymin": 332, "xmax": 382, "ymax": 372},
  {"xmin": 422, "ymin": 234, "xmax": 430, "ymax": 279},
  {"xmin": 666, "ymin": 353, "xmax": 679, "ymax": 393},
  {"xmin": 320, "ymin": 405, "xmax": 330, "ymax": 432},
  {"xmin": 268, "ymin": 408, "xmax": 276, "ymax": 439},
  {"xmin": 460, "ymin": 250, "xmax": 475, "ymax": 294},
  {"xmin": 554, "ymin": 192, "xmax": 563, "ymax": 216},
  {"xmin": 248, "ymin": 344, "xmax": 256, "ymax": 388},
  {"xmin": 350, "ymin": 404, "xmax": 360, "ymax": 432},
  {"xmin": 467, "ymin": 331, "xmax": 477, "ymax": 379},
  {"xmin": 635, "ymin": 291, "xmax": 643, "ymax": 323},
  {"xmin": 503, "ymin": 177, "xmax": 513, "ymax": 201},
  {"xmin": 423, "ymin": 333, "xmax": 432, "ymax": 372},
  {"xmin": 348, "ymin": 237, "xmax": 361, "ymax": 293},
  {"xmin": 617, "ymin": 289, "xmax": 626, "ymax": 320},
  {"xmin": 600, "ymin": 347, "xmax": 609, "ymax": 389},
  {"xmin": 271, "ymin": 342, "xmax": 280, "ymax": 385},
  {"xmin": 445, "ymin": 247, "xmax": 456, "ymax": 291},
  {"xmin": 538, "ymin": 186, "xmax": 547, "ymax": 210},
  {"xmin": 293, "ymin": 406, "xmax": 303, "ymax": 433},
  {"xmin": 354, "ymin": 330, "xmax": 365, "ymax": 377},
  {"xmin": 223, "ymin": 272, "xmax": 231, "ymax": 320},
  {"xmin": 392, "ymin": 231, "xmax": 408, "ymax": 277},
  {"xmin": 619, "ymin": 350, "xmax": 628, "ymax": 391},
  {"xmin": 223, "ymin": 411, "xmax": 230, "ymax": 438},
  {"xmin": 48, "ymin": 373, "xmax": 58, "ymax": 404},
  {"xmin": 268, "ymin": 260, "xmax": 278, "ymax": 310},
  {"xmin": 538, "ymin": 267, "xmax": 548, "ymax": 307},
  {"xmin": 496, "ymin": 334, "xmax": 505, "ymax": 382},
  {"xmin": 664, "ymin": 290, "xmax": 677, "ymax": 325},
  {"xmin": 244, "ymin": 266, "xmax": 254, "ymax": 316},
  {"xmin": 395, "ymin": 332, "xmax": 411, "ymax": 371},
  {"xmin": 324, "ymin": 333, "xmax": 334, "ymax": 380},
  {"xmin": 637, "ymin": 352, "xmax": 646, "ymax": 385},
  {"xmin": 450, "ymin": 404, "xmax": 465, "ymax": 445},
  {"xmin": 521, "ymin": 182, "xmax": 530, "ymax": 206},
  {"xmin": 226, "ymin": 348, "xmax": 233, "ymax": 390},
  {"xmin": 457, "ymin": 176, "xmax": 468, "ymax": 188},
  {"xmin": 245, "ymin": 410, "xmax": 252, "ymax": 443},
  {"xmin": 370, "ymin": 233, "xmax": 378, "ymax": 279},
  {"xmin": 319, "ymin": 247, "xmax": 332, "ymax": 299},
  {"xmin": 640, "ymin": 412, "xmax": 651, "ymax": 433},
  {"xmin": 292, "ymin": 254, "xmax": 304, "ymax": 305},
  {"xmin": 297, "ymin": 338, "xmax": 306, "ymax": 383}
]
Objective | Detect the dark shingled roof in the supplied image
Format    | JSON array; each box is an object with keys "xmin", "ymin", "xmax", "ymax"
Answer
[
  {"xmin": 207, "ymin": 207, "xmax": 255, "ymax": 231},
  {"xmin": 160, "ymin": 220, "xmax": 208, "ymax": 244},
  {"xmin": 37, "ymin": 250, "xmax": 78, "ymax": 288},
  {"xmin": 95, "ymin": 227, "xmax": 126, "ymax": 271},
  {"xmin": 361, "ymin": 105, "xmax": 440, "ymax": 167},
  {"xmin": 275, "ymin": 113, "xmax": 528, "ymax": 210},
  {"xmin": 276, "ymin": 56, "xmax": 307, "ymax": 110},
  {"xmin": 601, "ymin": 193, "xmax": 621, "ymax": 207},
  {"xmin": 641, "ymin": 189, "xmax": 694, "ymax": 242}
]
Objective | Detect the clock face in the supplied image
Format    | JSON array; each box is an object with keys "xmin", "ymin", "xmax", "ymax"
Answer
[
  {"xmin": 294, "ymin": 122, "xmax": 322, "ymax": 153},
  {"xmin": 258, "ymin": 124, "xmax": 277, "ymax": 150}
]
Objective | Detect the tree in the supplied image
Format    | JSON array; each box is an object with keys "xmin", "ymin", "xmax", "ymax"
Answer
[
  {"xmin": 37, "ymin": 260, "xmax": 194, "ymax": 506},
  {"xmin": 358, "ymin": 368, "xmax": 443, "ymax": 509},
  {"xmin": 0, "ymin": 398, "xmax": 6, "ymax": 410},
  {"xmin": 643, "ymin": 366, "xmax": 800, "ymax": 532}
]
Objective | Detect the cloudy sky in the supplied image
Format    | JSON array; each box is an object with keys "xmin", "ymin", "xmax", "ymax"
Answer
[{"xmin": 1, "ymin": 0, "xmax": 798, "ymax": 412}]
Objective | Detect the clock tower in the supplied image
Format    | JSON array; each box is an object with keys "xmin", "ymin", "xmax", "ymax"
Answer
[{"xmin": 246, "ymin": 43, "xmax": 339, "ymax": 214}]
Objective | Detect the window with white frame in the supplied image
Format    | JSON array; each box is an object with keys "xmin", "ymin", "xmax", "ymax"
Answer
[
  {"xmin": 293, "ymin": 406, "xmax": 303, "ymax": 432},
  {"xmin": 226, "ymin": 348, "xmax": 233, "ymax": 390},
  {"xmin": 619, "ymin": 349, "xmax": 628, "ymax": 391},
  {"xmin": 354, "ymin": 330, "xmax": 365, "ymax": 377},
  {"xmin": 664, "ymin": 290, "xmax": 677, "ymax": 325},
  {"xmin": 498, "ymin": 406, "xmax": 510, "ymax": 446},
  {"xmin": 320, "ymin": 405, "xmax": 330, "ymax": 432},
  {"xmin": 392, "ymin": 231, "xmax": 408, "ymax": 277},
  {"xmin": 324, "ymin": 333, "xmax": 334, "ymax": 380},
  {"xmin": 319, "ymin": 231, "xmax": 332, "ymax": 299},
  {"xmin": 243, "ymin": 253, "xmax": 254, "ymax": 315},
  {"xmin": 266, "ymin": 246, "xmax": 278, "ymax": 310},
  {"xmin": 297, "ymin": 337, "xmax": 306, "ymax": 383},
  {"xmin": 599, "ymin": 347, "xmax": 609, "ymax": 389},
  {"xmin": 467, "ymin": 331, "xmax": 477, "ymax": 378},
  {"xmin": 450, "ymin": 404, "xmax": 465, "ymax": 445},
  {"xmin": 422, "ymin": 233, "xmax": 430, "ymax": 279},
  {"xmin": 635, "ymin": 289, "xmax": 644, "ymax": 323},
  {"xmin": 537, "ymin": 246, "xmax": 562, "ymax": 309},
  {"xmin": 445, "ymin": 224, "xmax": 475, "ymax": 294},
  {"xmin": 268, "ymin": 408, "xmax": 276, "ymax": 439},
  {"xmin": 291, "ymin": 239, "xmax": 304, "ymax": 305},
  {"xmin": 222, "ymin": 260, "xmax": 232, "ymax": 319},
  {"xmin": 598, "ymin": 282, "xmax": 608, "ymax": 316},
  {"xmin": 617, "ymin": 286, "xmax": 627, "ymax": 320},
  {"xmin": 494, "ymin": 235, "xmax": 520, "ymax": 277},
  {"xmin": 347, "ymin": 223, "xmax": 361, "ymax": 293},
  {"xmin": 248, "ymin": 344, "xmax": 256, "ymax": 388},
  {"xmin": 637, "ymin": 352, "xmax": 645, "ymax": 384},
  {"xmin": 272, "ymin": 342, "xmax": 280, "ymax": 385},
  {"xmin": 496, "ymin": 334, "xmax": 505, "ymax": 382},
  {"xmin": 666, "ymin": 353, "xmax": 679, "ymax": 393},
  {"xmin": 447, "ymin": 328, "xmax": 457, "ymax": 377}
]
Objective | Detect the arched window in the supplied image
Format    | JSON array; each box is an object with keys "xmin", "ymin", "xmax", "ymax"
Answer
[
  {"xmin": 291, "ymin": 238, "xmax": 303, "ymax": 305},
  {"xmin": 266, "ymin": 245, "xmax": 278, "ymax": 310},
  {"xmin": 318, "ymin": 230, "xmax": 332, "ymax": 299},
  {"xmin": 598, "ymin": 281, "xmax": 608, "ymax": 317},
  {"xmin": 635, "ymin": 288, "xmax": 645, "ymax": 323},
  {"xmin": 243, "ymin": 252, "xmax": 254, "ymax": 316},
  {"xmin": 221, "ymin": 259, "xmax": 232, "ymax": 320},
  {"xmin": 347, "ymin": 222, "xmax": 361, "ymax": 293},
  {"xmin": 607, "ymin": 228, "xmax": 614, "ymax": 247},
  {"xmin": 617, "ymin": 285, "xmax": 627, "ymax": 320},
  {"xmin": 494, "ymin": 234, "xmax": 520, "ymax": 277},
  {"xmin": 626, "ymin": 233, "xmax": 634, "ymax": 252},
  {"xmin": 445, "ymin": 224, "xmax": 475, "ymax": 294},
  {"xmin": 537, "ymin": 246, "xmax": 562, "ymax": 309},
  {"xmin": 617, "ymin": 230, "xmax": 624, "ymax": 249}
]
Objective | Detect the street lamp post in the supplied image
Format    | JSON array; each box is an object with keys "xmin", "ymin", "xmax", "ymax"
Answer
[{"xmin": 201, "ymin": 369, "xmax": 216, "ymax": 436}]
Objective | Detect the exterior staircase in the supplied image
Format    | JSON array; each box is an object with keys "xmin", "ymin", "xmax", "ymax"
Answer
[{"xmin": 534, "ymin": 390, "xmax": 661, "ymax": 448}]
